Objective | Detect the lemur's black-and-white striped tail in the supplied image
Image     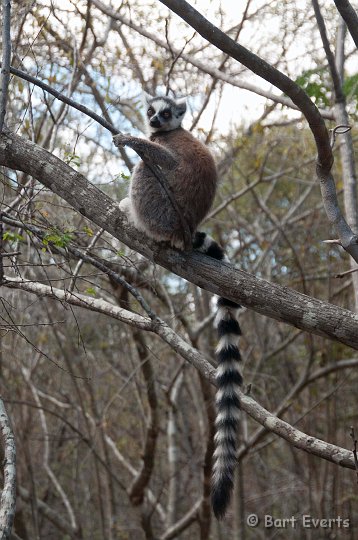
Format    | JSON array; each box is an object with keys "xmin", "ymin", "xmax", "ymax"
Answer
[{"xmin": 193, "ymin": 232, "xmax": 243, "ymax": 520}]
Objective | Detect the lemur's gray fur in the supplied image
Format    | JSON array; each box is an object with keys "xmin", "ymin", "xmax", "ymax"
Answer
[{"xmin": 113, "ymin": 93, "xmax": 243, "ymax": 519}]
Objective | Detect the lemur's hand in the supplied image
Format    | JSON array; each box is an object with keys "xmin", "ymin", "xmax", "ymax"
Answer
[{"xmin": 113, "ymin": 133, "xmax": 131, "ymax": 147}]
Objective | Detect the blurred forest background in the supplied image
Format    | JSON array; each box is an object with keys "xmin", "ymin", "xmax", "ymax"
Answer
[{"xmin": 1, "ymin": 0, "xmax": 358, "ymax": 538}]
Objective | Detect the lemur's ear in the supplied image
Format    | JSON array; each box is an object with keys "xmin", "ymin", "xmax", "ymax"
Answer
[
  {"xmin": 175, "ymin": 97, "xmax": 187, "ymax": 116},
  {"xmin": 143, "ymin": 91, "xmax": 154, "ymax": 105}
]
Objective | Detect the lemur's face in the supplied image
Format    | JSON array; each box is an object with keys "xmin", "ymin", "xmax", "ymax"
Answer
[{"xmin": 144, "ymin": 94, "xmax": 187, "ymax": 134}]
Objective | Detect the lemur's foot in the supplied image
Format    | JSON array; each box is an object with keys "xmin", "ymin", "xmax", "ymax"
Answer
[{"xmin": 118, "ymin": 197, "xmax": 132, "ymax": 214}]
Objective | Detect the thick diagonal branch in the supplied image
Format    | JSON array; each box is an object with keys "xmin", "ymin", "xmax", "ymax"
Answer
[{"xmin": 1, "ymin": 131, "xmax": 358, "ymax": 349}]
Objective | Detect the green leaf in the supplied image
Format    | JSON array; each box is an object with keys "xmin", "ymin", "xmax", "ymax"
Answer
[
  {"xmin": 3, "ymin": 231, "xmax": 24, "ymax": 243},
  {"xmin": 343, "ymin": 73, "xmax": 358, "ymax": 100},
  {"xmin": 42, "ymin": 230, "xmax": 73, "ymax": 248},
  {"xmin": 114, "ymin": 171, "xmax": 130, "ymax": 181},
  {"xmin": 63, "ymin": 150, "xmax": 81, "ymax": 167},
  {"xmin": 295, "ymin": 69, "xmax": 331, "ymax": 107},
  {"xmin": 85, "ymin": 287, "xmax": 97, "ymax": 296},
  {"xmin": 84, "ymin": 226, "xmax": 94, "ymax": 237}
]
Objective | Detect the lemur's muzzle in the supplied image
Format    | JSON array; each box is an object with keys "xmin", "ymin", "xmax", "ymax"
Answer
[{"xmin": 150, "ymin": 117, "xmax": 161, "ymax": 128}]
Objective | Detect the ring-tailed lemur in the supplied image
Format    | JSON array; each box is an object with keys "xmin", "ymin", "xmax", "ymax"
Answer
[{"xmin": 113, "ymin": 93, "xmax": 242, "ymax": 519}]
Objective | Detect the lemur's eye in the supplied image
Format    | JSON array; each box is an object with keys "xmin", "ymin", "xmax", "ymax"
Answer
[
  {"xmin": 161, "ymin": 110, "xmax": 172, "ymax": 119},
  {"xmin": 147, "ymin": 107, "xmax": 155, "ymax": 116}
]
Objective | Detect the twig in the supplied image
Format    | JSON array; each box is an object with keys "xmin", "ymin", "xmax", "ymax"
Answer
[
  {"xmin": 312, "ymin": 0, "xmax": 344, "ymax": 102},
  {"xmin": 0, "ymin": 397, "xmax": 16, "ymax": 539},
  {"xmin": 0, "ymin": 251, "xmax": 20, "ymax": 258},
  {"xmin": 349, "ymin": 426, "xmax": 358, "ymax": 483},
  {"xmin": 335, "ymin": 266, "xmax": 358, "ymax": 278},
  {"xmin": 1, "ymin": 213, "xmax": 158, "ymax": 320},
  {"xmin": 68, "ymin": 228, "xmax": 103, "ymax": 293},
  {"xmin": 160, "ymin": 498, "xmax": 201, "ymax": 540},
  {"xmin": 0, "ymin": 0, "xmax": 11, "ymax": 132},
  {"xmin": 322, "ymin": 238, "xmax": 343, "ymax": 246},
  {"xmin": 2, "ymin": 63, "xmax": 118, "ymax": 134},
  {"xmin": 329, "ymin": 124, "xmax": 351, "ymax": 149},
  {"xmin": 164, "ymin": 19, "xmax": 195, "ymax": 96}
]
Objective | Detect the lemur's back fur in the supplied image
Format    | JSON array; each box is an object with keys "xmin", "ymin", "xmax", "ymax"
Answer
[{"xmin": 114, "ymin": 94, "xmax": 243, "ymax": 519}]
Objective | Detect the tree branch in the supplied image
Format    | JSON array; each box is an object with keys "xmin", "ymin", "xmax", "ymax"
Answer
[
  {"xmin": 160, "ymin": 498, "xmax": 201, "ymax": 540},
  {"xmin": 239, "ymin": 392, "xmax": 355, "ymax": 470},
  {"xmin": 1, "ymin": 131, "xmax": 358, "ymax": 350},
  {"xmin": 0, "ymin": 0, "xmax": 11, "ymax": 132},
  {"xmin": 2, "ymin": 64, "xmax": 118, "ymax": 134},
  {"xmin": 4, "ymin": 276, "xmax": 356, "ymax": 475},
  {"xmin": 3, "ymin": 277, "xmax": 154, "ymax": 332}
]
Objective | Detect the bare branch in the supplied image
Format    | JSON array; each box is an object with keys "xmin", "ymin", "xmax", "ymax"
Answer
[
  {"xmin": 313, "ymin": 0, "xmax": 358, "ymax": 303},
  {"xmin": 160, "ymin": 498, "xmax": 201, "ymax": 540},
  {"xmin": 103, "ymin": 433, "xmax": 166, "ymax": 522},
  {"xmin": 0, "ymin": 0, "xmax": 11, "ymax": 132},
  {"xmin": 158, "ymin": 0, "xmax": 331, "ymax": 167},
  {"xmin": 349, "ymin": 427, "xmax": 358, "ymax": 482},
  {"xmin": 3, "ymin": 276, "xmax": 154, "ymax": 332},
  {"xmin": 27, "ymin": 380, "xmax": 77, "ymax": 530},
  {"xmin": 166, "ymin": 371, "xmax": 184, "ymax": 527},
  {"xmin": 240, "ymin": 392, "xmax": 355, "ymax": 470},
  {"xmin": 1, "ymin": 214, "xmax": 157, "ymax": 320},
  {"xmin": 68, "ymin": 228, "xmax": 104, "ymax": 292},
  {"xmin": 2, "ymin": 64, "xmax": 118, "ymax": 134},
  {"xmin": 336, "ymin": 266, "xmax": 358, "ymax": 278}
]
